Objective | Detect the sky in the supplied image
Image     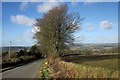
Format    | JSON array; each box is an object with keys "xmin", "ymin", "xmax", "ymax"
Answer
[{"xmin": 2, "ymin": 1, "xmax": 118, "ymax": 46}]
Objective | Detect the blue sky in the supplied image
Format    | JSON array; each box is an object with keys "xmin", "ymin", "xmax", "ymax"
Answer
[{"xmin": 2, "ymin": 2, "xmax": 118, "ymax": 46}]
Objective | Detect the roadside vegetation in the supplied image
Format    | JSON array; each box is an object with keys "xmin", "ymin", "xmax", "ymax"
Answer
[
  {"xmin": 38, "ymin": 54, "xmax": 119, "ymax": 79},
  {"xmin": 37, "ymin": 59, "xmax": 54, "ymax": 79},
  {"xmin": 2, "ymin": 45, "xmax": 44, "ymax": 71},
  {"xmin": 1, "ymin": 2, "xmax": 119, "ymax": 79},
  {"xmin": 32, "ymin": 3, "xmax": 119, "ymax": 79}
]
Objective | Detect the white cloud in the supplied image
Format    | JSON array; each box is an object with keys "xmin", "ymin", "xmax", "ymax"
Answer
[
  {"xmin": 2, "ymin": 0, "xmax": 119, "ymax": 2},
  {"xmin": 20, "ymin": 2, "xmax": 29, "ymax": 11},
  {"xmin": 83, "ymin": 0, "xmax": 115, "ymax": 5},
  {"xmin": 31, "ymin": 26, "xmax": 40, "ymax": 34},
  {"xmin": 10, "ymin": 15, "xmax": 36, "ymax": 26},
  {"xmin": 83, "ymin": 0, "xmax": 116, "ymax": 2},
  {"xmin": 100, "ymin": 21, "xmax": 112, "ymax": 30},
  {"xmin": 47, "ymin": 0, "xmax": 57, "ymax": 2},
  {"xmin": 85, "ymin": 23, "xmax": 95, "ymax": 32},
  {"xmin": 84, "ymin": 0, "xmax": 100, "ymax": 2},
  {"xmin": 16, "ymin": 27, "xmax": 39, "ymax": 42},
  {"xmin": 37, "ymin": 2, "xmax": 60, "ymax": 13},
  {"xmin": 83, "ymin": 0, "xmax": 99, "ymax": 5}
]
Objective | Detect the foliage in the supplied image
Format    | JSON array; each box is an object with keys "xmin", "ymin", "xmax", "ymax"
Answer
[
  {"xmin": 2, "ymin": 51, "xmax": 8, "ymax": 56},
  {"xmin": 2, "ymin": 56, "xmax": 36, "ymax": 69},
  {"xmin": 15, "ymin": 45, "xmax": 42, "ymax": 58},
  {"xmin": 16, "ymin": 49, "xmax": 28, "ymax": 57},
  {"xmin": 29, "ymin": 45, "xmax": 42, "ymax": 58},
  {"xmin": 38, "ymin": 60, "xmax": 54, "ymax": 80},
  {"xmin": 34, "ymin": 4, "xmax": 82, "ymax": 57},
  {"xmin": 2, "ymin": 45, "xmax": 43, "ymax": 69},
  {"xmin": 42, "ymin": 59, "xmax": 120, "ymax": 79}
]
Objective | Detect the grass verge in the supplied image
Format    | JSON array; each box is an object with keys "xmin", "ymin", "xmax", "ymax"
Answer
[
  {"xmin": 37, "ymin": 54, "xmax": 119, "ymax": 78},
  {"xmin": 37, "ymin": 59, "xmax": 54, "ymax": 80}
]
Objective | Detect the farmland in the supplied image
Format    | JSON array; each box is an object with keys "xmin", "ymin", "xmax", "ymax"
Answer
[{"xmin": 37, "ymin": 43, "xmax": 119, "ymax": 78}]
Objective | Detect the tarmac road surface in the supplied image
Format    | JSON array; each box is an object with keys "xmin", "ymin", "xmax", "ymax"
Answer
[{"xmin": 2, "ymin": 59, "xmax": 41, "ymax": 78}]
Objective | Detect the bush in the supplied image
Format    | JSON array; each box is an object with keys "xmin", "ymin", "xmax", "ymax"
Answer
[
  {"xmin": 45, "ymin": 58, "xmax": 78, "ymax": 78},
  {"xmin": 2, "ymin": 56, "xmax": 37, "ymax": 69},
  {"xmin": 2, "ymin": 51, "xmax": 8, "ymax": 56},
  {"xmin": 30, "ymin": 45, "xmax": 43, "ymax": 58},
  {"xmin": 16, "ymin": 49, "xmax": 29, "ymax": 57},
  {"xmin": 37, "ymin": 60, "xmax": 54, "ymax": 79}
]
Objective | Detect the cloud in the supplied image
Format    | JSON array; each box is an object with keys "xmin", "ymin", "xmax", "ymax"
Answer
[
  {"xmin": 20, "ymin": 0, "xmax": 60, "ymax": 2},
  {"xmin": 14, "ymin": 28, "xmax": 37, "ymax": 45},
  {"xmin": 83, "ymin": 0, "xmax": 115, "ymax": 2},
  {"xmin": 14, "ymin": 26, "xmax": 39, "ymax": 43},
  {"xmin": 10, "ymin": 15, "xmax": 36, "ymax": 26},
  {"xmin": 37, "ymin": 2, "xmax": 60, "ymax": 13},
  {"xmin": 83, "ymin": 0, "xmax": 98, "ymax": 5},
  {"xmin": 31, "ymin": 26, "xmax": 40, "ymax": 34},
  {"xmin": 2, "ymin": 0, "xmax": 119, "ymax": 2},
  {"xmin": 15, "ymin": 26, "xmax": 39, "ymax": 45},
  {"xmin": 20, "ymin": 2, "xmax": 29, "ymax": 11},
  {"xmin": 100, "ymin": 21, "xmax": 112, "ymax": 30},
  {"xmin": 82, "ymin": 0, "xmax": 115, "ymax": 5},
  {"xmin": 85, "ymin": 23, "xmax": 95, "ymax": 32}
]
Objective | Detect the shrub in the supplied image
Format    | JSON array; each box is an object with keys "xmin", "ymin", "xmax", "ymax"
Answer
[
  {"xmin": 2, "ymin": 56, "xmax": 36, "ymax": 69},
  {"xmin": 38, "ymin": 60, "xmax": 54, "ymax": 79},
  {"xmin": 2, "ymin": 51, "xmax": 8, "ymax": 56}
]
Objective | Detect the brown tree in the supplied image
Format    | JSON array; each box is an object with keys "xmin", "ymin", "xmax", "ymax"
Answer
[{"xmin": 34, "ymin": 4, "xmax": 82, "ymax": 58}]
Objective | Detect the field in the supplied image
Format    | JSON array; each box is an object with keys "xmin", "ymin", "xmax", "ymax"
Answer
[
  {"xmin": 62, "ymin": 54, "xmax": 119, "ymax": 71},
  {"xmin": 61, "ymin": 54, "xmax": 119, "ymax": 78}
]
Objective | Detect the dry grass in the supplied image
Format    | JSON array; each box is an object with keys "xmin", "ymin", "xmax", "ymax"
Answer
[
  {"xmin": 47, "ymin": 58, "xmax": 78, "ymax": 78},
  {"xmin": 76, "ymin": 64, "xmax": 119, "ymax": 78},
  {"xmin": 38, "ymin": 54, "xmax": 119, "ymax": 79},
  {"xmin": 52, "ymin": 59, "xmax": 119, "ymax": 78}
]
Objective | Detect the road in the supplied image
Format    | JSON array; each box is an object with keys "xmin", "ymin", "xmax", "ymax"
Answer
[{"xmin": 2, "ymin": 60, "xmax": 41, "ymax": 78}]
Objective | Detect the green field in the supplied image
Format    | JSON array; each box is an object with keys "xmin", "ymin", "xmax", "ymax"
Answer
[
  {"xmin": 62, "ymin": 54, "xmax": 119, "ymax": 71},
  {"xmin": 61, "ymin": 54, "xmax": 120, "ymax": 78}
]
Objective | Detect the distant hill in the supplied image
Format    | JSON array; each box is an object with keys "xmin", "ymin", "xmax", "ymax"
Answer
[
  {"xmin": 71, "ymin": 43, "xmax": 118, "ymax": 48},
  {"xmin": 1, "ymin": 46, "xmax": 30, "ymax": 51}
]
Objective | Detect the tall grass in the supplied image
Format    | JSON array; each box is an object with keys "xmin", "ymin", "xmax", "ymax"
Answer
[
  {"xmin": 38, "ymin": 54, "xmax": 119, "ymax": 78},
  {"xmin": 76, "ymin": 64, "xmax": 119, "ymax": 78}
]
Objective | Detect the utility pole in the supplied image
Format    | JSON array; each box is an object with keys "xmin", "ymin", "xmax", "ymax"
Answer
[{"xmin": 9, "ymin": 41, "xmax": 11, "ymax": 59}]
